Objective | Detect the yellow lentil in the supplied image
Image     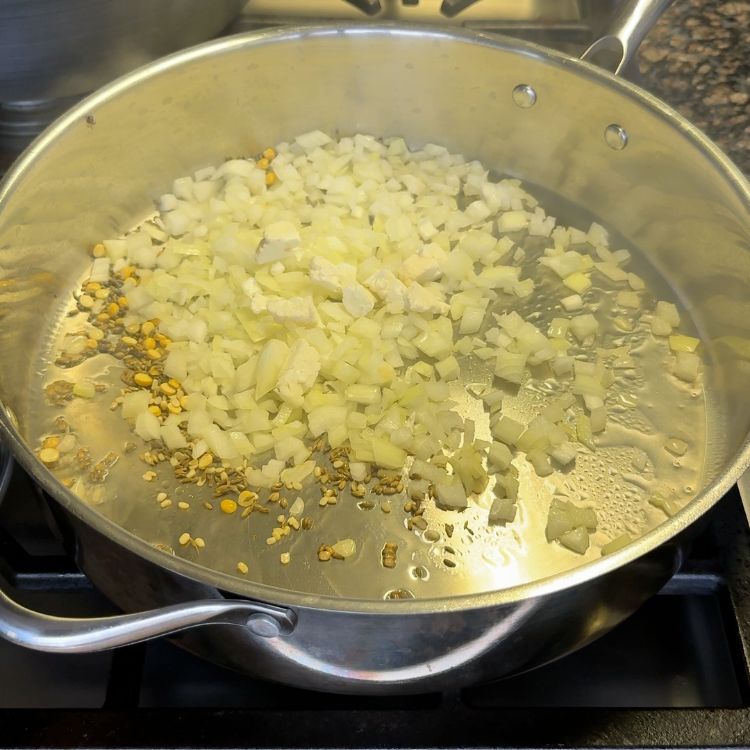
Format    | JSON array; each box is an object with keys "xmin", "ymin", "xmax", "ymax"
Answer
[
  {"xmin": 236, "ymin": 561, "xmax": 249, "ymax": 574},
  {"xmin": 133, "ymin": 372, "xmax": 153, "ymax": 388},
  {"xmin": 39, "ymin": 447, "xmax": 60, "ymax": 464},
  {"xmin": 220, "ymin": 498, "xmax": 238, "ymax": 514}
]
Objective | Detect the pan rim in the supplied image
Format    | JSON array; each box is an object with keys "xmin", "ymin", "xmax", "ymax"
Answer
[{"xmin": 1, "ymin": 22, "xmax": 749, "ymax": 615}]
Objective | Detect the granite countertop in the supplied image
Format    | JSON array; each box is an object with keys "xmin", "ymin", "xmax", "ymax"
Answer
[{"xmin": 638, "ymin": 0, "xmax": 750, "ymax": 174}]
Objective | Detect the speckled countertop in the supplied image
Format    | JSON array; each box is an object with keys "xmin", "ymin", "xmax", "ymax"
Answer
[{"xmin": 637, "ymin": 0, "xmax": 750, "ymax": 174}]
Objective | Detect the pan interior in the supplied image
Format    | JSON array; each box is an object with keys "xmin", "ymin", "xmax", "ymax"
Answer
[
  {"xmin": 23, "ymin": 178, "xmax": 708, "ymax": 601},
  {"xmin": 1, "ymin": 27, "xmax": 748, "ymax": 604}
]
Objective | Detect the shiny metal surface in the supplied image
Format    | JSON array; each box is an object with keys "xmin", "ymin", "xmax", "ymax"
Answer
[
  {"xmin": 32, "ymin": 213, "xmax": 706, "ymax": 601},
  {"xmin": 0, "ymin": 13, "xmax": 749, "ymax": 690},
  {"xmin": 580, "ymin": 0, "xmax": 672, "ymax": 74},
  {"xmin": 0, "ymin": 0, "xmax": 246, "ymax": 103},
  {"xmin": 604, "ymin": 122, "xmax": 629, "ymax": 150},
  {"xmin": 65, "ymin": 508, "xmax": 685, "ymax": 692},
  {"xmin": 238, "ymin": 0, "xmax": 584, "ymax": 22},
  {"xmin": 0, "ymin": 583, "xmax": 295, "ymax": 652}
]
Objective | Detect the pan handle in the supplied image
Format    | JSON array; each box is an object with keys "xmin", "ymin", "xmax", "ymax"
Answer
[
  {"xmin": 580, "ymin": 0, "xmax": 672, "ymax": 76},
  {"xmin": 0, "ymin": 581, "xmax": 296, "ymax": 653}
]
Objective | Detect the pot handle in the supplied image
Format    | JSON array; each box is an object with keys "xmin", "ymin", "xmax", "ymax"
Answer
[
  {"xmin": 0, "ymin": 581, "xmax": 296, "ymax": 653},
  {"xmin": 580, "ymin": 0, "xmax": 672, "ymax": 75}
]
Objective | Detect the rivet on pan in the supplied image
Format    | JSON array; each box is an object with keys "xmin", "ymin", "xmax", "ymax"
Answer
[
  {"xmin": 605, "ymin": 124, "xmax": 628, "ymax": 150},
  {"xmin": 512, "ymin": 84, "xmax": 537, "ymax": 109},
  {"xmin": 246, "ymin": 614, "xmax": 281, "ymax": 638}
]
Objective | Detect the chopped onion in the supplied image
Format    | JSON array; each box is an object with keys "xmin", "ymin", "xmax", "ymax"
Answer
[
  {"xmin": 669, "ymin": 334, "xmax": 700, "ymax": 353},
  {"xmin": 488, "ymin": 494, "xmax": 516, "ymax": 524}
]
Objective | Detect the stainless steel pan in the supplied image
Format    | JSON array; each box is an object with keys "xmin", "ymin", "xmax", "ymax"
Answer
[{"xmin": 0, "ymin": 0, "xmax": 749, "ymax": 693}]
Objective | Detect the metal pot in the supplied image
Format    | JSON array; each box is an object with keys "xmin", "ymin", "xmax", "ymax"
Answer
[
  {"xmin": 0, "ymin": 0, "xmax": 247, "ymax": 101},
  {"xmin": 1, "ymin": 0, "xmax": 749, "ymax": 693},
  {"xmin": 0, "ymin": 0, "xmax": 246, "ymax": 153}
]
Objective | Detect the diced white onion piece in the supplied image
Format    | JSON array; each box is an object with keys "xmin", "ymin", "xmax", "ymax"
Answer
[
  {"xmin": 601, "ymin": 533, "xmax": 633, "ymax": 555},
  {"xmin": 546, "ymin": 498, "xmax": 597, "ymax": 541},
  {"xmin": 559, "ymin": 527, "xmax": 590, "ymax": 554},
  {"xmin": 459, "ymin": 306, "xmax": 485, "ymax": 335},
  {"xmin": 669, "ymin": 334, "xmax": 700, "ymax": 353},
  {"xmin": 552, "ymin": 356, "xmax": 574, "ymax": 376},
  {"xmin": 560, "ymin": 294, "xmax": 583, "ymax": 312},
  {"xmin": 649, "ymin": 494, "xmax": 681, "ymax": 516},
  {"xmin": 549, "ymin": 441, "xmax": 577, "ymax": 466},
  {"xmin": 89, "ymin": 258, "xmax": 111, "ymax": 283},
  {"xmin": 587, "ymin": 222, "xmax": 609, "ymax": 247},
  {"xmin": 628, "ymin": 273, "xmax": 645, "ymax": 290},
  {"xmin": 434, "ymin": 478, "xmax": 468, "ymax": 510},
  {"xmin": 576, "ymin": 413, "xmax": 595, "ymax": 449},
  {"xmin": 655, "ymin": 301, "xmax": 680, "ymax": 327},
  {"xmin": 370, "ymin": 437, "xmax": 406, "ymax": 469},
  {"xmin": 295, "ymin": 130, "xmax": 332, "ymax": 149},
  {"xmin": 673, "ymin": 352, "xmax": 700, "ymax": 382},
  {"xmin": 494, "ymin": 349, "xmax": 527, "ymax": 385},
  {"xmin": 135, "ymin": 411, "xmax": 161, "ymax": 442},
  {"xmin": 436, "ymin": 355, "xmax": 460, "ymax": 381},
  {"xmin": 651, "ymin": 317, "xmax": 673, "ymax": 337},
  {"xmin": 527, "ymin": 448, "xmax": 553, "ymax": 477},
  {"xmin": 589, "ymin": 406, "xmax": 607, "ymax": 433},
  {"xmin": 497, "ymin": 211, "xmax": 529, "ymax": 233},
  {"xmin": 595, "ymin": 262, "xmax": 628, "ymax": 283},
  {"xmin": 487, "ymin": 441, "xmax": 512, "ymax": 471},
  {"xmin": 491, "ymin": 415, "xmax": 525, "ymax": 446},
  {"xmin": 517, "ymin": 416, "xmax": 553, "ymax": 452},
  {"xmin": 332, "ymin": 538, "xmax": 357, "ymax": 558},
  {"xmin": 72, "ymin": 381, "xmax": 96, "ymax": 399},
  {"xmin": 547, "ymin": 320, "xmax": 570, "ymax": 341},
  {"xmin": 345, "ymin": 384, "xmax": 381, "ymax": 405},
  {"xmin": 488, "ymin": 495, "xmax": 516, "ymax": 524},
  {"xmin": 570, "ymin": 314, "xmax": 599, "ymax": 342},
  {"xmin": 563, "ymin": 272, "xmax": 591, "ymax": 294},
  {"xmin": 255, "ymin": 339, "xmax": 289, "ymax": 399},
  {"xmin": 349, "ymin": 462, "xmax": 369, "ymax": 481},
  {"xmin": 616, "ymin": 291, "xmax": 641, "ymax": 309}
]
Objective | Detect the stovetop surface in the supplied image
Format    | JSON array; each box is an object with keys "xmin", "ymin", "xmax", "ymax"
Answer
[
  {"xmin": 1, "ymin": 2, "xmax": 750, "ymax": 748},
  {"xmin": 3, "ymin": 459, "xmax": 750, "ymax": 748}
]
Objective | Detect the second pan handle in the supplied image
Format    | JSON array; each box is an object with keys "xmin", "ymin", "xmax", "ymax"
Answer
[
  {"xmin": 580, "ymin": 0, "xmax": 672, "ymax": 76},
  {"xmin": 0, "ymin": 579, "xmax": 296, "ymax": 653}
]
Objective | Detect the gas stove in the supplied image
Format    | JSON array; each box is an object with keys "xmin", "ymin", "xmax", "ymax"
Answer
[
  {"xmin": 2, "ymin": 460, "xmax": 750, "ymax": 748},
  {"xmin": 2, "ymin": 1, "xmax": 750, "ymax": 747}
]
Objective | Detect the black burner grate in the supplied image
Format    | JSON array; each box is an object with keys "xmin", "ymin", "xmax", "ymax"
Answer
[{"xmin": 3, "ymin": 462, "xmax": 750, "ymax": 748}]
